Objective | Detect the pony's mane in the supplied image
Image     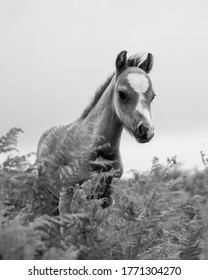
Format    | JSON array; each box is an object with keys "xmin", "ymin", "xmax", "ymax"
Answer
[
  {"xmin": 80, "ymin": 73, "xmax": 114, "ymax": 119},
  {"xmin": 80, "ymin": 52, "xmax": 149, "ymax": 119}
]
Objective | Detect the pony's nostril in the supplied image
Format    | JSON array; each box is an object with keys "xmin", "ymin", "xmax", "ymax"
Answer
[{"xmin": 138, "ymin": 124, "xmax": 148, "ymax": 137}]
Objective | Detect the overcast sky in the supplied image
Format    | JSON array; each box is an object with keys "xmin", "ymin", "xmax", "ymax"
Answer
[{"xmin": 1, "ymin": 0, "xmax": 208, "ymax": 171}]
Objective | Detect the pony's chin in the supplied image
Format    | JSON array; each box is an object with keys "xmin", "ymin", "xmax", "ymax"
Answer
[
  {"xmin": 126, "ymin": 128, "xmax": 153, "ymax": 143},
  {"xmin": 135, "ymin": 136, "xmax": 151, "ymax": 144}
]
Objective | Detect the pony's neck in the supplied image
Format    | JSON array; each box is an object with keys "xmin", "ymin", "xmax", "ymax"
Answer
[{"xmin": 84, "ymin": 76, "xmax": 123, "ymax": 154}]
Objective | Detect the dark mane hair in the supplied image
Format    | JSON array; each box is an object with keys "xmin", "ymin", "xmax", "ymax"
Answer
[{"xmin": 80, "ymin": 73, "xmax": 114, "ymax": 119}]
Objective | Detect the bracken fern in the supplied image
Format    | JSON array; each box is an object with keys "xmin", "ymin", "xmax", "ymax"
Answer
[{"xmin": 1, "ymin": 128, "xmax": 208, "ymax": 259}]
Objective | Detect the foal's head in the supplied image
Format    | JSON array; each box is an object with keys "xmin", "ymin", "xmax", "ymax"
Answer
[{"xmin": 113, "ymin": 51, "xmax": 155, "ymax": 143}]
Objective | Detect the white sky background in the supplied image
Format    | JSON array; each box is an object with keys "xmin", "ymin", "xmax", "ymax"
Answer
[{"xmin": 1, "ymin": 0, "xmax": 208, "ymax": 171}]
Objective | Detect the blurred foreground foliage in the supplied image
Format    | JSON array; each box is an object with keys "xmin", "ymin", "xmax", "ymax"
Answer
[{"xmin": 0, "ymin": 128, "xmax": 208, "ymax": 260}]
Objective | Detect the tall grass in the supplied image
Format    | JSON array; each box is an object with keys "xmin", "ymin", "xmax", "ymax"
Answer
[{"xmin": 0, "ymin": 128, "xmax": 208, "ymax": 259}]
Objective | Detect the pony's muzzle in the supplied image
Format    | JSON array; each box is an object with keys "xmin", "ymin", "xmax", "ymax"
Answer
[{"xmin": 136, "ymin": 123, "xmax": 154, "ymax": 143}]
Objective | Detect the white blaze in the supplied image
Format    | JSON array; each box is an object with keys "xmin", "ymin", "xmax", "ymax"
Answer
[
  {"xmin": 136, "ymin": 101, "xmax": 153, "ymax": 128},
  {"xmin": 141, "ymin": 108, "xmax": 153, "ymax": 128},
  {"xmin": 127, "ymin": 73, "xmax": 154, "ymax": 129},
  {"xmin": 127, "ymin": 73, "xmax": 149, "ymax": 94}
]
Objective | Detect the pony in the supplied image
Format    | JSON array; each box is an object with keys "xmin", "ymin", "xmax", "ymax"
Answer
[{"xmin": 36, "ymin": 50, "xmax": 155, "ymax": 218}]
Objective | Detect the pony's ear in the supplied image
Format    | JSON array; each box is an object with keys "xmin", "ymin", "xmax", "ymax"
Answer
[
  {"xmin": 116, "ymin": 50, "xmax": 127, "ymax": 74},
  {"xmin": 139, "ymin": 53, "xmax": 154, "ymax": 73}
]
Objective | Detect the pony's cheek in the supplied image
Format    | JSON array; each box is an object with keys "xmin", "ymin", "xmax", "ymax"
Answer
[
  {"xmin": 116, "ymin": 106, "xmax": 133, "ymax": 125},
  {"xmin": 114, "ymin": 99, "xmax": 125, "ymax": 121}
]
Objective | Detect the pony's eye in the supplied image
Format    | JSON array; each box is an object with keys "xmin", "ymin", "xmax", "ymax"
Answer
[
  {"xmin": 118, "ymin": 90, "xmax": 127, "ymax": 101},
  {"xmin": 151, "ymin": 93, "xmax": 156, "ymax": 102}
]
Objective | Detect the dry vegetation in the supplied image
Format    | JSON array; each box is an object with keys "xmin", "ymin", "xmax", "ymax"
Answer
[{"xmin": 0, "ymin": 128, "xmax": 208, "ymax": 260}]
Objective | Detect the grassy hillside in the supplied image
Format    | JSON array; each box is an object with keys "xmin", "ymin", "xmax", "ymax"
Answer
[{"xmin": 0, "ymin": 128, "xmax": 208, "ymax": 260}]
